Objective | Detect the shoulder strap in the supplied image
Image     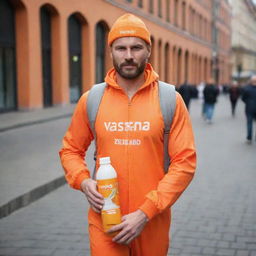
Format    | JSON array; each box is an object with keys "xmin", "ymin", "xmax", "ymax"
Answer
[
  {"xmin": 158, "ymin": 81, "xmax": 176, "ymax": 173},
  {"xmin": 87, "ymin": 82, "xmax": 107, "ymax": 139},
  {"xmin": 87, "ymin": 82, "xmax": 106, "ymax": 179}
]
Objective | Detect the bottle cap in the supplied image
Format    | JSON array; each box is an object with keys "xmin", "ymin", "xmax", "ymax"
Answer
[{"xmin": 99, "ymin": 157, "xmax": 111, "ymax": 165}]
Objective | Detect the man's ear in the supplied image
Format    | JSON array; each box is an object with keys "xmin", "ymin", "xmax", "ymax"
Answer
[
  {"xmin": 110, "ymin": 48, "xmax": 113, "ymax": 59},
  {"xmin": 147, "ymin": 44, "xmax": 151, "ymax": 59}
]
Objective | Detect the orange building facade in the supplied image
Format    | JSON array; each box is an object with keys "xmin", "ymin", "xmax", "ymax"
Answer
[{"xmin": 0, "ymin": 0, "xmax": 231, "ymax": 111}]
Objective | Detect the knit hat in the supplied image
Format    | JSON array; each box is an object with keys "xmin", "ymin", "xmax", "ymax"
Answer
[{"xmin": 108, "ymin": 13, "xmax": 151, "ymax": 46}]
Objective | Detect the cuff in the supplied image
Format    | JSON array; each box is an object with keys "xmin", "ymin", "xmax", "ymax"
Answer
[
  {"xmin": 72, "ymin": 171, "xmax": 90, "ymax": 191},
  {"xmin": 139, "ymin": 198, "xmax": 160, "ymax": 220}
]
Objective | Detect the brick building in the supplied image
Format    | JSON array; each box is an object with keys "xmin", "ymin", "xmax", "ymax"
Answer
[{"xmin": 0, "ymin": 0, "xmax": 232, "ymax": 112}]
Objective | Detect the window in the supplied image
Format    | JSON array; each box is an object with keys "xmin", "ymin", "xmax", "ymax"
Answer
[
  {"xmin": 68, "ymin": 14, "xmax": 82, "ymax": 103},
  {"xmin": 166, "ymin": 0, "xmax": 170, "ymax": 22},
  {"xmin": 174, "ymin": 0, "xmax": 178, "ymax": 26},
  {"xmin": 0, "ymin": 0, "xmax": 16, "ymax": 112},
  {"xmin": 182, "ymin": 1, "xmax": 186, "ymax": 30},
  {"xmin": 149, "ymin": 0, "xmax": 153, "ymax": 14},
  {"xmin": 158, "ymin": 0, "xmax": 162, "ymax": 18},
  {"xmin": 96, "ymin": 23, "xmax": 107, "ymax": 83},
  {"xmin": 40, "ymin": 6, "xmax": 52, "ymax": 107}
]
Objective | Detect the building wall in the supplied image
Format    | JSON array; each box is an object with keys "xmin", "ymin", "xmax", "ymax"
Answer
[
  {"xmin": 1, "ymin": 0, "xmax": 232, "ymax": 111},
  {"xmin": 231, "ymin": 0, "xmax": 256, "ymax": 79}
]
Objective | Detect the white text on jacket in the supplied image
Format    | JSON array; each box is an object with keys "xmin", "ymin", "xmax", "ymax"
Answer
[{"xmin": 104, "ymin": 121, "xmax": 150, "ymax": 132}]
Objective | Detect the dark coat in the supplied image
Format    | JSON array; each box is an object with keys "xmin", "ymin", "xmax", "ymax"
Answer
[
  {"xmin": 242, "ymin": 84, "xmax": 256, "ymax": 114},
  {"xmin": 203, "ymin": 84, "xmax": 219, "ymax": 104},
  {"xmin": 178, "ymin": 83, "xmax": 192, "ymax": 107},
  {"xmin": 229, "ymin": 86, "xmax": 241, "ymax": 102}
]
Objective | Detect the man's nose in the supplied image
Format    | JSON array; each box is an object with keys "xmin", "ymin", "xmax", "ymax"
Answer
[{"xmin": 124, "ymin": 49, "xmax": 133, "ymax": 60}]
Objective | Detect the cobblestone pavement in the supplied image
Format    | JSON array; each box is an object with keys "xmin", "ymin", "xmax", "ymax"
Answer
[{"xmin": 0, "ymin": 96, "xmax": 256, "ymax": 256}]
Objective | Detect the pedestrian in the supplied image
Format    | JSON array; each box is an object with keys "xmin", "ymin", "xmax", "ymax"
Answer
[
  {"xmin": 178, "ymin": 81, "xmax": 192, "ymax": 110},
  {"xmin": 59, "ymin": 13, "xmax": 196, "ymax": 256},
  {"xmin": 241, "ymin": 75, "xmax": 256, "ymax": 144},
  {"xmin": 203, "ymin": 78, "xmax": 219, "ymax": 124},
  {"xmin": 228, "ymin": 81, "xmax": 241, "ymax": 116}
]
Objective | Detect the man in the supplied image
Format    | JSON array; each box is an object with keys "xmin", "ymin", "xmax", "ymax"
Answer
[
  {"xmin": 203, "ymin": 78, "xmax": 219, "ymax": 124},
  {"xmin": 228, "ymin": 81, "xmax": 241, "ymax": 117},
  {"xmin": 242, "ymin": 75, "xmax": 256, "ymax": 144},
  {"xmin": 60, "ymin": 13, "xmax": 196, "ymax": 256},
  {"xmin": 178, "ymin": 81, "xmax": 192, "ymax": 110}
]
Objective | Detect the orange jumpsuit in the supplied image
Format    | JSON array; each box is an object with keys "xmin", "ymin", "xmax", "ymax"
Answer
[{"xmin": 59, "ymin": 64, "xmax": 196, "ymax": 255}]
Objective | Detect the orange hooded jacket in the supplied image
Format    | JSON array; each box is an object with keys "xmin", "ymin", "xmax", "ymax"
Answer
[{"xmin": 59, "ymin": 64, "xmax": 196, "ymax": 221}]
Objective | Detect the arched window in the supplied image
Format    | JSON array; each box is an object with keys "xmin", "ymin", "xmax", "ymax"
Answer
[
  {"xmin": 174, "ymin": 0, "xmax": 179, "ymax": 26},
  {"xmin": 182, "ymin": 1, "xmax": 186, "ymax": 30},
  {"xmin": 149, "ymin": 0, "xmax": 153, "ymax": 14},
  {"xmin": 138, "ymin": 0, "xmax": 143, "ymax": 8},
  {"xmin": 204, "ymin": 57, "xmax": 208, "ymax": 82},
  {"xmin": 68, "ymin": 14, "xmax": 82, "ymax": 103},
  {"xmin": 166, "ymin": 0, "xmax": 170, "ymax": 22},
  {"xmin": 158, "ymin": 40, "xmax": 162, "ymax": 77},
  {"xmin": 158, "ymin": 0, "xmax": 162, "ymax": 18},
  {"xmin": 40, "ymin": 6, "xmax": 52, "ymax": 107},
  {"xmin": 184, "ymin": 51, "xmax": 189, "ymax": 82},
  {"xmin": 95, "ymin": 22, "xmax": 108, "ymax": 83},
  {"xmin": 177, "ymin": 49, "xmax": 182, "ymax": 86},
  {"xmin": 164, "ymin": 43, "xmax": 170, "ymax": 82},
  {"xmin": 0, "ymin": 0, "xmax": 16, "ymax": 112}
]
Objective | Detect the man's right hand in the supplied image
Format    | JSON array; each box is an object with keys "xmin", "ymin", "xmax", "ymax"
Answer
[{"xmin": 81, "ymin": 178, "xmax": 104, "ymax": 213}]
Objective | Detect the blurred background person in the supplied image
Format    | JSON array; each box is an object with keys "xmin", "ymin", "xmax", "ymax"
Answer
[
  {"xmin": 178, "ymin": 81, "xmax": 193, "ymax": 110},
  {"xmin": 228, "ymin": 81, "xmax": 241, "ymax": 117},
  {"xmin": 203, "ymin": 78, "xmax": 219, "ymax": 124},
  {"xmin": 241, "ymin": 75, "xmax": 256, "ymax": 144}
]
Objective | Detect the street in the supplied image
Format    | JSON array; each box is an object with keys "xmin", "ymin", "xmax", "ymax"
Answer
[{"xmin": 0, "ymin": 95, "xmax": 256, "ymax": 256}]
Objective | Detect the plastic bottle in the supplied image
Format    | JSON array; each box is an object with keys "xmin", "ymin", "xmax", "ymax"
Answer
[{"xmin": 96, "ymin": 157, "xmax": 122, "ymax": 233}]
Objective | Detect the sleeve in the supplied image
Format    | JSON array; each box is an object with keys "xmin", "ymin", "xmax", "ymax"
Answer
[
  {"xmin": 59, "ymin": 92, "xmax": 94, "ymax": 190},
  {"xmin": 139, "ymin": 93, "xmax": 197, "ymax": 219}
]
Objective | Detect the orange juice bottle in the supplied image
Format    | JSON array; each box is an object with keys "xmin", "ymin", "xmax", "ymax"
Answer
[{"xmin": 96, "ymin": 157, "xmax": 122, "ymax": 233}]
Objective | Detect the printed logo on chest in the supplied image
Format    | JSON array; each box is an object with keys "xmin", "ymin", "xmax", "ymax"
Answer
[{"xmin": 104, "ymin": 121, "xmax": 150, "ymax": 132}]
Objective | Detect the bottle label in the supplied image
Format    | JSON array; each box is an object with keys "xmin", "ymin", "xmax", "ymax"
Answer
[
  {"xmin": 97, "ymin": 178, "xmax": 120, "ymax": 206},
  {"xmin": 97, "ymin": 178, "xmax": 121, "ymax": 233}
]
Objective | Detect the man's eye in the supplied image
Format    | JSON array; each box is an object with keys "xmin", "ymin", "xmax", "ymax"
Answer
[{"xmin": 132, "ymin": 46, "xmax": 143, "ymax": 50}]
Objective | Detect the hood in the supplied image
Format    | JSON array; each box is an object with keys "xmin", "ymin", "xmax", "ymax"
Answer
[{"xmin": 105, "ymin": 63, "xmax": 159, "ymax": 90}]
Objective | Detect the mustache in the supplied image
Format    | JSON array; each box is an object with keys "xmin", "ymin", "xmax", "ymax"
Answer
[{"xmin": 120, "ymin": 61, "xmax": 138, "ymax": 68}]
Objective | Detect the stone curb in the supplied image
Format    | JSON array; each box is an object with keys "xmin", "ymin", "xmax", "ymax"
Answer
[
  {"xmin": 0, "ymin": 176, "xmax": 66, "ymax": 219},
  {"xmin": 0, "ymin": 113, "xmax": 72, "ymax": 133}
]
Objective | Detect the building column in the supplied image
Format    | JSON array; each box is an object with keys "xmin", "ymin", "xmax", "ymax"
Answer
[
  {"xmin": 52, "ymin": 13, "xmax": 69, "ymax": 105},
  {"xmin": 16, "ymin": 4, "xmax": 43, "ymax": 109}
]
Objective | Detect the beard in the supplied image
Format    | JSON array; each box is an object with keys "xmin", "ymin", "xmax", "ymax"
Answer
[{"xmin": 113, "ymin": 58, "xmax": 147, "ymax": 79}]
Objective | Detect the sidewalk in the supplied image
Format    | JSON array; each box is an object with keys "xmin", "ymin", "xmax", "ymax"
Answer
[
  {"xmin": 0, "ymin": 104, "xmax": 76, "ymax": 132},
  {"xmin": 0, "ymin": 104, "xmax": 78, "ymax": 218}
]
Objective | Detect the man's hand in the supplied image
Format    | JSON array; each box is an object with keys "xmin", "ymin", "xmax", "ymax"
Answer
[
  {"xmin": 107, "ymin": 209, "xmax": 149, "ymax": 245},
  {"xmin": 81, "ymin": 178, "xmax": 104, "ymax": 213}
]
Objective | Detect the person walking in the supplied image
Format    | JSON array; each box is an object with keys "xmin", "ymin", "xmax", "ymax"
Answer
[
  {"xmin": 178, "ymin": 81, "xmax": 192, "ymax": 110},
  {"xmin": 59, "ymin": 13, "xmax": 196, "ymax": 256},
  {"xmin": 203, "ymin": 78, "xmax": 219, "ymax": 124},
  {"xmin": 228, "ymin": 81, "xmax": 241, "ymax": 116},
  {"xmin": 242, "ymin": 75, "xmax": 256, "ymax": 144}
]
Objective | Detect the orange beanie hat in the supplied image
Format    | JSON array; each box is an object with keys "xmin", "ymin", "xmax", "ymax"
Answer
[{"xmin": 108, "ymin": 13, "xmax": 151, "ymax": 46}]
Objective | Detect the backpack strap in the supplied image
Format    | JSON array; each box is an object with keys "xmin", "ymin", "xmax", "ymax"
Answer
[
  {"xmin": 158, "ymin": 81, "xmax": 176, "ymax": 173},
  {"xmin": 87, "ymin": 82, "xmax": 107, "ymax": 178},
  {"xmin": 87, "ymin": 82, "xmax": 107, "ymax": 139}
]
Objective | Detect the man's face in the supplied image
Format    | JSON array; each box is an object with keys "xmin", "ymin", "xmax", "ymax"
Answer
[{"xmin": 111, "ymin": 37, "xmax": 151, "ymax": 79}]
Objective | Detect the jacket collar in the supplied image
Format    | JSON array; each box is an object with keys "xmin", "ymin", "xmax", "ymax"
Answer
[{"xmin": 104, "ymin": 63, "xmax": 159, "ymax": 90}]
